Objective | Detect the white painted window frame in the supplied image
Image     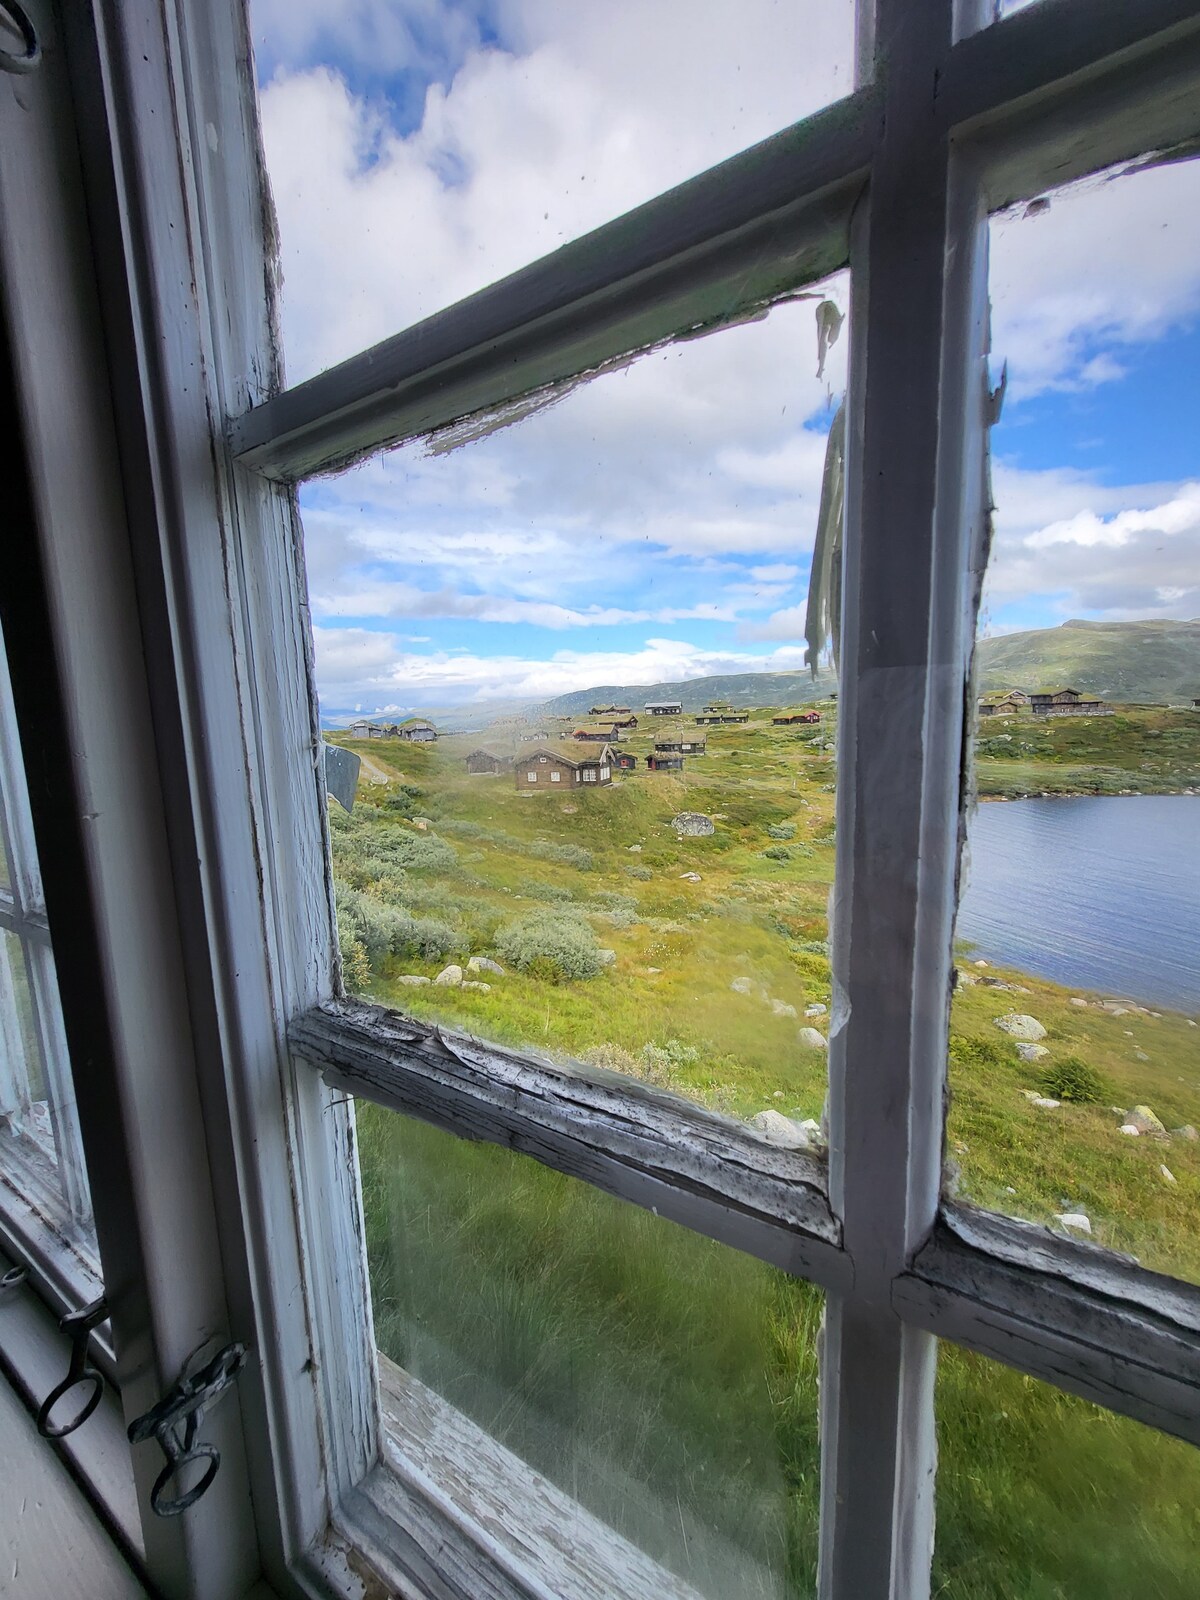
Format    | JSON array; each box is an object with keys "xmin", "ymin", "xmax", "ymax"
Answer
[{"xmin": 2, "ymin": 2, "xmax": 1200, "ymax": 1600}]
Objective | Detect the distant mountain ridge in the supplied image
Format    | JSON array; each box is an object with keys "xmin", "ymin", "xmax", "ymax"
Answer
[
  {"xmin": 531, "ymin": 621, "xmax": 1200, "ymax": 720},
  {"xmin": 535, "ymin": 668, "xmax": 838, "ymax": 719}
]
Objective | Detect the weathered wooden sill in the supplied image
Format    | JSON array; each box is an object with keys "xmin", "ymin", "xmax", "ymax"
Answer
[{"xmin": 290, "ymin": 997, "xmax": 849, "ymax": 1290}]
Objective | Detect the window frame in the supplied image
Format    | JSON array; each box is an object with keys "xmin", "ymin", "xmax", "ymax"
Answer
[{"xmin": 3, "ymin": 2, "xmax": 1200, "ymax": 1599}]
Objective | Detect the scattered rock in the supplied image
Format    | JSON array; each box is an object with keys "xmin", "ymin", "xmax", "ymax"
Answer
[
  {"xmin": 1069, "ymin": 997, "xmax": 1088, "ymax": 1008},
  {"xmin": 798, "ymin": 1118, "xmax": 822, "ymax": 1139},
  {"xmin": 461, "ymin": 980, "xmax": 491, "ymax": 992},
  {"xmin": 1118, "ymin": 1124, "xmax": 1141, "ymax": 1136},
  {"xmin": 1172, "ymin": 1125, "xmax": 1199, "ymax": 1142},
  {"xmin": 1135, "ymin": 1050, "xmax": 1150, "ymax": 1062},
  {"xmin": 396, "ymin": 974, "xmax": 431, "ymax": 986},
  {"xmin": 1055, "ymin": 1212, "xmax": 1091, "ymax": 1235},
  {"xmin": 672, "ymin": 812, "xmax": 715, "ymax": 837},
  {"xmin": 678, "ymin": 872, "xmax": 702, "ymax": 882},
  {"xmin": 560, "ymin": 804, "xmax": 577, "ymax": 814},
  {"xmin": 748, "ymin": 1110, "xmax": 809, "ymax": 1150},
  {"xmin": 1005, "ymin": 1185, "xmax": 1017, "ymax": 1195},
  {"xmin": 434, "ymin": 964, "xmax": 463, "ymax": 986},
  {"xmin": 1127, "ymin": 1104, "xmax": 1166, "ymax": 1136},
  {"xmin": 597, "ymin": 949, "xmax": 617, "ymax": 968},
  {"xmin": 770, "ymin": 999, "xmax": 798, "ymax": 1018},
  {"xmin": 730, "ymin": 976, "xmax": 755, "ymax": 994},
  {"xmin": 1027, "ymin": 1094, "xmax": 1060, "ymax": 1109},
  {"xmin": 955, "ymin": 967, "xmax": 979, "ymax": 987},
  {"xmin": 467, "ymin": 956, "xmax": 505, "ymax": 976},
  {"xmin": 995, "ymin": 1013, "xmax": 1047, "ymax": 1042},
  {"xmin": 1102, "ymin": 1003, "xmax": 1131, "ymax": 1016},
  {"xmin": 797, "ymin": 1027, "xmax": 828, "ymax": 1050},
  {"xmin": 1015, "ymin": 1042, "xmax": 1050, "ymax": 1062},
  {"xmin": 413, "ymin": 818, "xmax": 430, "ymax": 831},
  {"xmin": 627, "ymin": 844, "xmax": 643, "ymax": 853},
  {"xmin": 805, "ymin": 1003, "xmax": 827, "ymax": 1017},
  {"xmin": 974, "ymin": 960, "xmax": 989, "ymax": 969},
  {"xmin": 644, "ymin": 966, "xmax": 662, "ymax": 975},
  {"xmin": 1160, "ymin": 1165, "xmax": 1177, "ymax": 1185}
]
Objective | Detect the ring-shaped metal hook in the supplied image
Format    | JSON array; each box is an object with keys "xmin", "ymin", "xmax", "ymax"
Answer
[
  {"xmin": 0, "ymin": 2, "xmax": 41, "ymax": 74},
  {"xmin": 1, "ymin": 1263, "xmax": 28, "ymax": 1292},
  {"xmin": 149, "ymin": 1444, "xmax": 220, "ymax": 1517},
  {"xmin": 36, "ymin": 1368, "xmax": 105, "ymax": 1438}
]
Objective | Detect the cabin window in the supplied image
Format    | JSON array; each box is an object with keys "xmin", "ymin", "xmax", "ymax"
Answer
[
  {"xmin": 551, "ymin": 770, "xmax": 561, "ymax": 782},
  {"xmin": 4, "ymin": 4, "xmax": 1197, "ymax": 1598}
]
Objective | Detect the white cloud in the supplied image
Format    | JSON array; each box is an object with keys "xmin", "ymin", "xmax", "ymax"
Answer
[
  {"xmin": 313, "ymin": 625, "xmax": 815, "ymax": 708},
  {"xmin": 990, "ymin": 163, "xmax": 1200, "ymax": 400},
  {"xmin": 257, "ymin": 0, "xmax": 854, "ymax": 379},
  {"xmin": 984, "ymin": 473, "xmax": 1200, "ymax": 622}
]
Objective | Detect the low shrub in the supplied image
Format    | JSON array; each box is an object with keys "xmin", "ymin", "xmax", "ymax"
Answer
[
  {"xmin": 1040, "ymin": 1055, "xmax": 1108, "ymax": 1105},
  {"xmin": 494, "ymin": 911, "xmax": 602, "ymax": 980},
  {"xmin": 948, "ymin": 1033, "xmax": 1013, "ymax": 1074},
  {"xmin": 524, "ymin": 882, "xmax": 575, "ymax": 904},
  {"xmin": 624, "ymin": 864, "xmax": 653, "ymax": 881},
  {"xmin": 529, "ymin": 839, "xmax": 595, "ymax": 871},
  {"xmin": 767, "ymin": 823, "xmax": 797, "ymax": 841},
  {"xmin": 762, "ymin": 845, "xmax": 792, "ymax": 861},
  {"xmin": 335, "ymin": 881, "xmax": 462, "ymax": 965}
]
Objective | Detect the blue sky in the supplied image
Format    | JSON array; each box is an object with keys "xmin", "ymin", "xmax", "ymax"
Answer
[{"xmin": 248, "ymin": 0, "xmax": 1200, "ymax": 714}]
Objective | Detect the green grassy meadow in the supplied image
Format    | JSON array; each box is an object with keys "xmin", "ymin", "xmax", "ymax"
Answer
[{"xmin": 332, "ymin": 705, "xmax": 1200, "ymax": 1597}]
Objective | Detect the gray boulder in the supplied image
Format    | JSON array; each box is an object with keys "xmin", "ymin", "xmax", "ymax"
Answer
[
  {"xmin": 1015, "ymin": 1042, "xmax": 1050, "ymax": 1062},
  {"xmin": 467, "ymin": 955, "xmax": 506, "ymax": 976},
  {"xmin": 749, "ymin": 1110, "xmax": 809, "ymax": 1150},
  {"xmin": 434, "ymin": 964, "xmax": 463, "ymax": 987},
  {"xmin": 797, "ymin": 1027, "xmax": 828, "ymax": 1050},
  {"xmin": 770, "ymin": 999, "xmax": 798, "ymax": 1019},
  {"xmin": 1128, "ymin": 1104, "xmax": 1166, "ymax": 1136},
  {"xmin": 396, "ymin": 974, "xmax": 431, "ymax": 987},
  {"xmin": 672, "ymin": 812, "xmax": 715, "ymax": 837},
  {"xmin": 995, "ymin": 1013, "xmax": 1047, "ymax": 1042},
  {"xmin": 730, "ymin": 976, "xmax": 755, "ymax": 994}
]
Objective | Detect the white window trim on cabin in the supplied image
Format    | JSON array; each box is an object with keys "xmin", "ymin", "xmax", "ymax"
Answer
[{"xmin": 0, "ymin": 3, "xmax": 1198, "ymax": 1600}]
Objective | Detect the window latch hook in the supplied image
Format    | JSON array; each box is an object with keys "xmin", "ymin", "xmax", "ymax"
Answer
[
  {"xmin": 127, "ymin": 1342, "xmax": 247, "ymax": 1516},
  {"xmin": 36, "ymin": 1294, "xmax": 108, "ymax": 1439}
]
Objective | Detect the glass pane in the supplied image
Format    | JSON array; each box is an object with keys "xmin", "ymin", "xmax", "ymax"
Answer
[
  {"xmin": 935, "ymin": 1344, "xmax": 1200, "ymax": 1599},
  {"xmin": 949, "ymin": 160, "xmax": 1200, "ymax": 1279},
  {"xmin": 250, "ymin": 0, "xmax": 856, "ymax": 380},
  {"xmin": 313, "ymin": 292, "xmax": 847, "ymax": 1140},
  {"xmin": 362, "ymin": 1104, "xmax": 822, "ymax": 1597}
]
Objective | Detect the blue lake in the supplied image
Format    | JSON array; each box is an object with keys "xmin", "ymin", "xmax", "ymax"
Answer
[{"xmin": 958, "ymin": 794, "xmax": 1200, "ymax": 1013}]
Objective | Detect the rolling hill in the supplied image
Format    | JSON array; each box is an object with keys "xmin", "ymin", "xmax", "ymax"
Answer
[{"xmin": 975, "ymin": 619, "xmax": 1200, "ymax": 704}]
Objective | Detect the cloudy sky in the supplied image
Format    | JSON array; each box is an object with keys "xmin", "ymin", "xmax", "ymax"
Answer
[{"xmin": 249, "ymin": 0, "xmax": 1200, "ymax": 715}]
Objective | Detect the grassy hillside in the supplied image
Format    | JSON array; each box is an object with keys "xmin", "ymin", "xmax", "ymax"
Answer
[
  {"xmin": 330, "ymin": 710, "xmax": 1200, "ymax": 1597},
  {"xmin": 974, "ymin": 704, "xmax": 1200, "ymax": 797},
  {"xmin": 977, "ymin": 618, "xmax": 1200, "ymax": 703}
]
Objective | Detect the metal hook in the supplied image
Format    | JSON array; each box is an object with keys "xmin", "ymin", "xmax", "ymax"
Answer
[
  {"xmin": 36, "ymin": 1295, "xmax": 108, "ymax": 1439},
  {"xmin": 127, "ymin": 1342, "xmax": 246, "ymax": 1516},
  {"xmin": 1, "ymin": 1263, "xmax": 29, "ymax": 1294},
  {"xmin": 0, "ymin": 2, "xmax": 41, "ymax": 74}
]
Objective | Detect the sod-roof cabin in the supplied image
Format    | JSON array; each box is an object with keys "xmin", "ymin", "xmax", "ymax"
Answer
[{"xmin": 516, "ymin": 742, "xmax": 615, "ymax": 791}]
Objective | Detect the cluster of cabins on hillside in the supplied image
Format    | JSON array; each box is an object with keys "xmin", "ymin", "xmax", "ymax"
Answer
[
  {"xmin": 347, "ymin": 716, "xmax": 438, "ymax": 741},
  {"xmin": 977, "ymin": 687, "xmax": 1113, "ymax": 718},
  {"xmin": 466, "ymin": 732, "xmax": 711, "ymax": 789}
]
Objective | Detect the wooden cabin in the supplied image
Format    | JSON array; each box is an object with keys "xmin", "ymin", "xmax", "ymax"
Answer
[
  {"xmin": 465, "ymin": 748, "xmax": 510, "ymax": 774},
  {"xmin": 1029, "ymin": 688, "xmax": 1111, "ymax": 717},
  {"xmin": 646, "ymin": 753, "xmax": 683, "ymax": 772},
  {"xmin": 516, "ymin": 742, "xmax": 614, "ymax": 791},
  {"xmin": 680, "ymin": 736, "xmax": 707, "ymax": 753},
  {"xmin": 348, "ymin": 718, "xmax": 385, "ymax": 739},
  {"xmin": 977, "ymin": 695, "xmax": 1024, "ymax": 718},
  {"xmin": 644, "ymin": 700, "xmax": 682, "ymax": 716},
  {"xmin": 395, "ymin": 717, "xmax": 437, "ymax": 741},
  {"xmin": 773, "ymin": 710, "xmax": 821, "ymax": 725},
  {"xmin": 613, "ymin": 750, "xmax": 638, "ymax": 771},
  {"xmin": 589, "ymin": 704, "xmax": 632, "ymax": 716},
  {"xmin": 572, "ymin": 724, "xmax": 620, "ymax": 742},
  {"xmin": 654, "ymin": 737, "xmax": 683, "ymax": 754}
]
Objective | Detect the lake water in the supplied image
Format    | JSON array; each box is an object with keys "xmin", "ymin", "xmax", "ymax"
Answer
[{"xmin": 957, "ymin": 794, "xmax": 1200, "ymax": 1013}]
